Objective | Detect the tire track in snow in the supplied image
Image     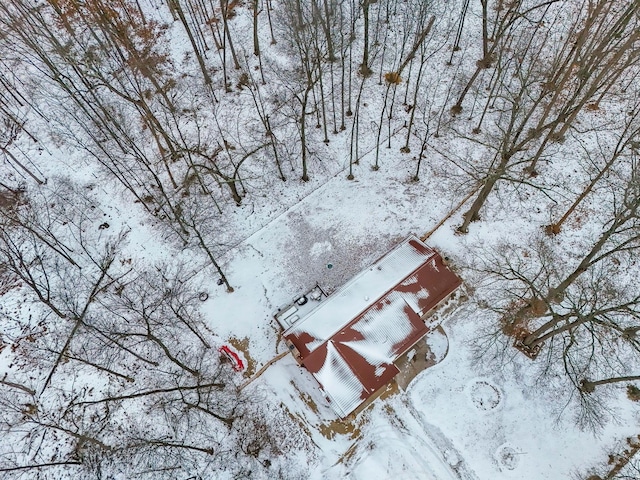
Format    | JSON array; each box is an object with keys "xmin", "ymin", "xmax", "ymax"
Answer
[
  {"xmin": 398, "ymin": 397, "xmax": 481, "ymax": 480},
  {"xmin": 348, "ymin": 425, "xmax": 445, "ymax": 479},
  {"xmin": 343, "ymin": 406, "xmax": 465, "ymax": 480}
]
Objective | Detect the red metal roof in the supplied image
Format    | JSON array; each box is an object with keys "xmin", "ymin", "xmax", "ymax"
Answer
[{"xmin": 285, "ymin": 236, "xmax": 462, "ymax": 417}]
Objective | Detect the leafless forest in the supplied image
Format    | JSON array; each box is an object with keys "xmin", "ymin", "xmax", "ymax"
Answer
[{"xmin": 0, "ymin": 0, "xmax": 639, "ymax": 478}]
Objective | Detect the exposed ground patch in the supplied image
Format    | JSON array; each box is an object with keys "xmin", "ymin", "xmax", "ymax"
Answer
[
  {"xmin": 395, "ymin": 326, "xmax": 449, "ymax": 390},
  {"xmin": 228, "ymin": 336, "xmax": 256, "ymax": 377}
]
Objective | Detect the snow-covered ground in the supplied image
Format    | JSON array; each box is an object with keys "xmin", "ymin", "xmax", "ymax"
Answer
[
  {"xmin": 1, "ymin": 0, "xmax": 639, "ymax": 478},
  {"xmin": 190, "ymin": 143, "xmax": 639, "ymax": 479}
]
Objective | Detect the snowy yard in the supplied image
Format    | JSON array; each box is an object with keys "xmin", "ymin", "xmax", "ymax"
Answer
[
  {"xmin": 1, "ymin": 0, "xmax": 639, "ymax": 478},
  {"xmin": 192, "ymin": 151, "xmax": 639, "ymax": 479}
]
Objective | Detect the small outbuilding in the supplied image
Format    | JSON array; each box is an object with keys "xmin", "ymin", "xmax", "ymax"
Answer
[{"xmin": 278, "ymin": 235, "xmax": 462, "ymax": 418}]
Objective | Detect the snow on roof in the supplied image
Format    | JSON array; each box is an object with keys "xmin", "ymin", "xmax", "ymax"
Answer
[
  {"xmin": 394, "ymin": 254, "xmax": 460, "ymax": 318},
  {"xmin": 313, "ymin": 341, "xmax": 369, "ymax": 418},
  {"xmin": 304, "ymin": 292, "xmax": 425, "ymax": 417},
  {"xmin": 284, "ymin": 236, "xmax": 438, "ymax": 356},
  {"xmin": 346, "ymin": 292, "xmax": 419, "ymax": 365},
  {"xmin": 285, "ymin": 236, "xmax": 462, "ymax": 418}
]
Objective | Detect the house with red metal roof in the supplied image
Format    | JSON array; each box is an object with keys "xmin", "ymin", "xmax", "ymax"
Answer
[{"xmin": 277, "ymin": 235, "xmax": 463, "ymax": 418}]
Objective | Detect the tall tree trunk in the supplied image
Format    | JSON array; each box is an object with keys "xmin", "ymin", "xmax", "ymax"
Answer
[
  {"xmin": 300, "ymin": 85, "xmax": 312, "ymax": 182},
  {"xmin": 360, "ymin": 0, "xmax": 371, "ymax": 75},
  {"xmin": 457, "ymin": 154, "xmax": 507, "ymax": 233},
  {"xmin": 169, "ymin": 0, "xmax": 212, "ymax": 85}
]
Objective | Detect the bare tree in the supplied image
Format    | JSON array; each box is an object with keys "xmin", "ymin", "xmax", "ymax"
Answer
[
  {"xmin": 456, "ymin": 0, "xmax": 640, "ymax": 233},
  {"xmin": 0, "ymin": 182, "xmax": 309, "ymax": 477}
]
